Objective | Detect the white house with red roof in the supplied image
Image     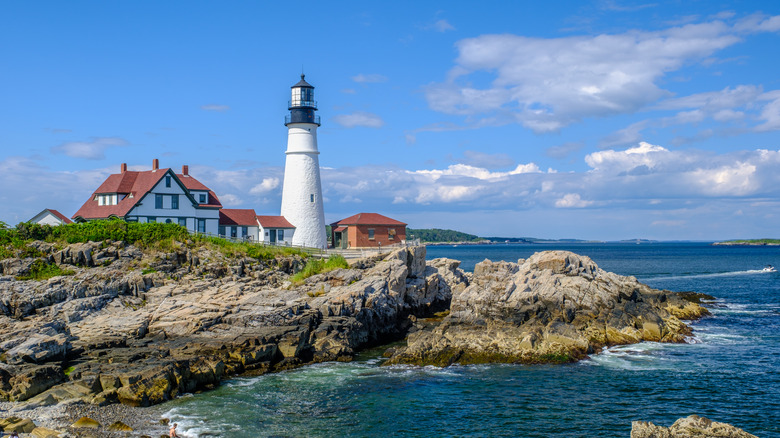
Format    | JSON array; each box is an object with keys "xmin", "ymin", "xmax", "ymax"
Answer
[
  {"xmin": 256, "ymin": 215, "xmax": 295, "ymax": 245},
  {"xmin": 218, "ymin": 209, "xmax": 261, "ymax": 241},
  {"xmin": 72, "ymin": 159, "xmax": 299, "ymax": 244},
  {"xmin": 72, "ymin": 159, "xmax": 222, "ymax": 235},
  {"xmin": 29, "ymin": 209, "xmax": 73, "ymax": 226}
]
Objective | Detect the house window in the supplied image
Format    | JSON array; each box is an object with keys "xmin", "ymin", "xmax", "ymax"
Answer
[
  {"xmin": 171, "ymin": 195, "xmax": 179, "ymax": 209},
  {"xmin": 178, "ymin": 218, "xmax": 187, "ymax": 227},
  {"xmin": 165, "ymin": 176, "xmax": 171, "ymax": 187},
  {"xmin": 197, "ymin": 219, "xmax": 206, "ymax": 233},
  {"xmin": 278, "ymin": 229, "xmax": 284, "ymax": 240},
  {"xmin": 199, "ymin": 194, "xmax": 207, "ymax": 203},
  {"xmin": 155, "ymin": 194, "xmax": 163, "ymax": 209},
  {"xmin": 148, "ymin": 217, "xmax": 156, "ymax": 223},
  {"xmin": 231, "ymin": 227, "xmax": 237, "ymax": 238},
  {"xmin": 242, "ymin": 226, "xmax": 248, "ymax": 237},
  {"xmin": 219, "ymin": 226, "xmax": 225, "ymax": 236},
  {"xmin": 388, "ymin": 228, "xmax": 396, "ymax": 240},
  {"xmin": 368, "ymin": 228, "xmax": 375, "ymax": 240}
]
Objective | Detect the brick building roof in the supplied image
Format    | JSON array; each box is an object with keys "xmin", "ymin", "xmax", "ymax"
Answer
[{"xmin": 331, "ymin": 213, "xmax": 407, "ymax": 227}]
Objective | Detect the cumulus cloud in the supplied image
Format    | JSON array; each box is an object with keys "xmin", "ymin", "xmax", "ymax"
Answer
[
  {"xmin": 332, "ymin": 111, "xmax": 385, "ymax": 128},
  {"xmin": 249, "ymin": 177, "xmax": 280, "ymax": 195},
  {"xmin": 51, "ymin": 137, "xmax": 128, "ymax": 160},
  {"xmin": 425, "ymin": 15, "xmax": 780, "ymax": 132},
  {"xmin": 201, "ymin": 104, "xmax": 230, "ymax": 112},
  {"xmin": 351, "ymin": 74, "xmax": 388, "ymax": 83},
  {"xmin": 555, "ymin": 193, "xmax": 592, "ymax": 208},
  {"xmin": 219, "ymin": 193, "xmax": 243, "ymax": 206}
]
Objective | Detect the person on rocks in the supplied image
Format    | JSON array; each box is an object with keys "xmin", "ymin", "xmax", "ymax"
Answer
[{"xmin": 169, "ymin": 423, "xmax": 180, "ymax": 437}]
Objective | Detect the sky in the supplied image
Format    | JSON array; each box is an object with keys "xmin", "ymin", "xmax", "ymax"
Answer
[{"xmin": 2, "ymin": 0, "xmax": 780, "ymax": 241}]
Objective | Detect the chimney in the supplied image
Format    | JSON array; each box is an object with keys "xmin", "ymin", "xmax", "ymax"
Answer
[
  {"xmin": 152, "ymin": 158, "xmax": 159, "ymax": 171},
  {"xmin": 182, "ymin": 165, "xmax": 189, "ymax": 176},
  {"xmin": 120, "ymin": 163, "xmax": 127, "ymax": 173}
]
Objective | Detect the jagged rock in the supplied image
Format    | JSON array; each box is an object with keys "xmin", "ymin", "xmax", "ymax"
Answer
[
  {"xmin": 0, "ymin": 364, "xmax": 64, "ymax": 401},
  {"xmin": 631, "ymin": 415, "xmax": 757, "ymax": 437},
  {"xmin": 387, "ymin": 251, "xmax": 708, "ymax": 366},
  {"xmin": 108, "ymin": 421, "xmax": 133, "ymax": 431},
  {"xmin": 31, "ymin": 426, "xmax": 62, "ymax": 437},
  {"xmin": 0, "ymin": 416, "xmax": 37, "ymax": 433}
]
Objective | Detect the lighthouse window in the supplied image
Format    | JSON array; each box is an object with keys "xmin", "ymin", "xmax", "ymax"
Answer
[{"xmin": 310, "ymin": 194, "xmax": 314, "ymax": 203}]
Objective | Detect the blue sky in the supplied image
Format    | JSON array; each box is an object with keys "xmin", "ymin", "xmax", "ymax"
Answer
[{"xmin": 2, "ymin": 0, "xmax": 780, "ymax": 240}]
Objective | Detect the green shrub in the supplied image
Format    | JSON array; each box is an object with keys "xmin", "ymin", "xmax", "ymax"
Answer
[
  {"xmin": 15, "ymin": 259, "xmax": 75, "ymax": 281},
  {"xmin": 290, "ymin": 255, "xmax": 348, "ymax": 284}
]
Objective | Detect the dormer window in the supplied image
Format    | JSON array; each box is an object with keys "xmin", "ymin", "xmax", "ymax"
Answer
[
  {"xmin": 199, "ymin": 194, "xmax": 207, "ymax": 203},
  {"xmin": 97, "ymin": 194, "xmax": 118, "ymax": 206}
]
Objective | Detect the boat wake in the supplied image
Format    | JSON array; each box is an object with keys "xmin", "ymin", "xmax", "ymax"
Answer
[{"xmin": 645, "ymin": 268, "xmax": 775, "ymax": 281}]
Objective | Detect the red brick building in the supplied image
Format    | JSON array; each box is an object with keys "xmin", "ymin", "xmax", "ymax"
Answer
[{"xmin": 330, "ymin": 213, "xmax": 407, "ymax": 248}]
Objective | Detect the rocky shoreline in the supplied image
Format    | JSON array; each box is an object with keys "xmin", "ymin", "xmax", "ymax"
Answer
[{"xmin": 0, "ymin": 239, "xmax": 720, "ymax": 435}]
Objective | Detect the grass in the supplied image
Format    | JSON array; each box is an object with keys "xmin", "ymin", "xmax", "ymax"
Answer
[
  {"xmin": 15, "ymin": 259, "xmax": 75, "ymax": 281},
  {"xmin": 290, "ymin": 255, "xmax": 349, "ymax": 284}
]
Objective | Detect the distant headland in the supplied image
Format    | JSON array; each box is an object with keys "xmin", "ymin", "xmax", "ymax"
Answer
[{"xmin": 712, "ymin": 239, "xmax": 780, "ymax": 246}]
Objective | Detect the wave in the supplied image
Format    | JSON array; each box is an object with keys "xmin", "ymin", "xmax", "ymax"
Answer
[
  {"xmin": 643, "ymin": 268, "xmax": 775, "ymax": 281},
  {"xmin": 582, "ymin": 342, "xmax": 681, "ymax": 371}
]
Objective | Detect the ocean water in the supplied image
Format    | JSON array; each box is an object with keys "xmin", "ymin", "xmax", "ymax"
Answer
[{"xmin": 161, "ymin": 243, "xmax": 780, "ymax": 437}]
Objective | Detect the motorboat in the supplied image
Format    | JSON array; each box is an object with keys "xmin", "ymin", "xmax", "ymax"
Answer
[{"xmin": 761, "ymin": 265, "xmax": 776, "ymax": 272}]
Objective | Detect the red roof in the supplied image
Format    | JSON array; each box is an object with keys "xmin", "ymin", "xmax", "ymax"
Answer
[
  {"xmin": 219, "ymin": 209, "xmax": 258, "ymax": 226},
  {"xmin": 72, "ymin": 167, "xmax": 221, "ymax": 220},
  {"xmin": 47, "ymin": 209, "xmax": 73, "ymax": 224},
  {"xmin": 331, "ymin": 213, "xmax": 407, "ymax": 227},
  {"xmin": 256, "ymin": 215, "xmax": 295, "ymax": 228}
]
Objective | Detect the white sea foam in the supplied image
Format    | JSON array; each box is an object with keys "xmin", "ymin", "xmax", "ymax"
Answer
[{"xmin": 646, "ymin": 268, "xmax": 775, "ymax": 281}]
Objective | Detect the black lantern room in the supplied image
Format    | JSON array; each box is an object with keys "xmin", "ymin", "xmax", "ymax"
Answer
[{"xmin": 285, "ymin": 74, "xmax": 320, "ymax": 126}]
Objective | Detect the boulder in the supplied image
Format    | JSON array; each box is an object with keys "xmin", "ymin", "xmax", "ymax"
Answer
[
  {"xmin": 631, "ymin": 415, "xmax": 758, "ymax": 438},
  {"xmin": 0, "ymin": 416, "xmax": 37, "ymax": 433},
  {"xmin": 387, "ymin": 251, "xmax": 708, "ymax": 366},
  {"xmin": 31, "ymin": 426, "xmax": 62, "ymax": 438},
  {"xmin": 71, "ymin": 416, "xmax": 101, "ymax": 428}
]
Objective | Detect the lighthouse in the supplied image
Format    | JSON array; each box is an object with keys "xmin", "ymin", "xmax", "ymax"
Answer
[{"xmin": 280, "ymin": 74, "xmax": 327, "ymax": 249}]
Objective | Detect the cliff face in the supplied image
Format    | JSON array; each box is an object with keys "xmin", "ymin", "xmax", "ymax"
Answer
[
  {"xmin": 0, "ymin": 242, "xmax": 464, "ymax": 407},
  {"xmin": 386, "ymin": 250, "xmax": 707, "ymax": 366}
]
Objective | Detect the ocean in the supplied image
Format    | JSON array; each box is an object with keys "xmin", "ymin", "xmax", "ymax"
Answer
[{"xmin": 159, "ymin": 243, "xmax": 780, "ymax": 437}]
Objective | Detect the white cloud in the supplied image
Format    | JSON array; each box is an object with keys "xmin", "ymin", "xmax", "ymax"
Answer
[
  {"xmin": 425, "ymin": 16, "xmax": 780, "ymax": 132},
  {"xmin": 219, "ymin": 193, "xmax": 243, "ymax": 206},
  {"xmin": 51, "ymin": 137, "xmax": 128, "ymax": 160},
  {"xmin": 408, "ymin": 162, "xmax": 541, "ymax": 182},
  {"xmin": 555, "ymin": 193, "xmax": 592, "ymax": 208},
  {"xmin": 249, "ymin": 177, "xmax": 280, "ymax": 195},
  {"xmin": 201, "ymin": 104, "xmax": 230, "ymax": 112},
  {"xmin": 432, "ymin": 19, "xmax": 455, "ymax": 32},
  {"xmin": 332, "ymin": 111, "xmax": 385, "ymax": 128},
  {"xmin": 351, "ymin": 74, "xmax": 388, "ymax": 83}
]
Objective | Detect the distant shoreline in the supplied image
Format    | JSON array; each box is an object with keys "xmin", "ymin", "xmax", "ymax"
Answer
[{"xmin": 712, "ymin": 240, "xmax": 780, "ymax": 246}]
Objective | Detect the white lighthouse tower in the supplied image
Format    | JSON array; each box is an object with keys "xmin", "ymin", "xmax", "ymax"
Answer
[{"xmin": 280, "ymin": 74, "xmax": 327, "ymax": 249}]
